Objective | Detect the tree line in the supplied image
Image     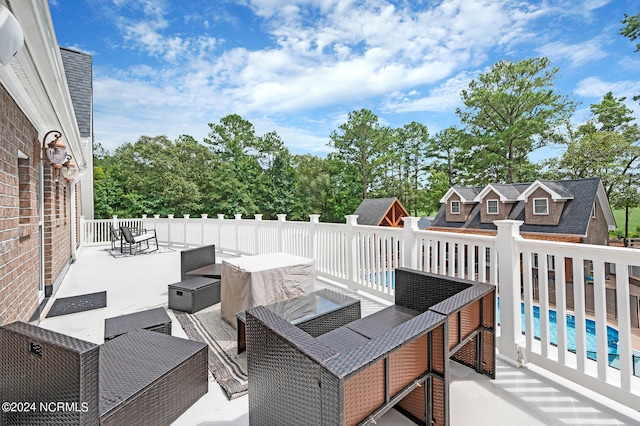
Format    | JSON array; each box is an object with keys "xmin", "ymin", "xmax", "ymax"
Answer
[{"xmin": 94, "ymin": 14, "xmax": 640, "ymax": 237}]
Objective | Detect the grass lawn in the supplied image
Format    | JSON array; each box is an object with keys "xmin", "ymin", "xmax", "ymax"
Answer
[{"xmin": 611, "ymin": 207, "xmax": 640, "ymax": 237}]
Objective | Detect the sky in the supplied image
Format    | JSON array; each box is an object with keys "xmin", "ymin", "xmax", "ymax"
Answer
[{"xmin": 49, "ymin": 0, "xmax": 640, "ymax": 159}]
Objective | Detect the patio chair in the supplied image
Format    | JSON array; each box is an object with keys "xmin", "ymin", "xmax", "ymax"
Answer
[
  {"xmin": 0, "ymin": 321, "xmax": 207, "ymax": 426},
  {"xmin": 180, "ymin": 244, "xmax": 220, "ymax": 280},
  {"xmin": 109, "ymin": 224, "xmax": 121, "ymax": 251},
  {"xmin": 119, "ymin": 225, "xmax": 158, "ymax": 255}
]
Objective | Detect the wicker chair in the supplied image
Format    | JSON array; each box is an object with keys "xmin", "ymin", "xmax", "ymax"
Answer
[
  {"xmin": 180, "ymin": 244, "xmax": 220, "ymax": 280},
  {"xmin": 0, "ymin": 322, "xmax": 207, "ymax": 426},
  {"xmin": 245, "ymin": 268, "xmax": 496, "ymax": 426}
]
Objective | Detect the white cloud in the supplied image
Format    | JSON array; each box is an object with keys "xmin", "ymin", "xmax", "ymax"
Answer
[
  {"xmin": 384, "ymin": 71, "xmax": 476, "ymax": 114},
  {"xmin": 84, "ymin": 0, "xmax": 634, "ymax": 152},
  {"xmin": 574, "ymin": 77, "xmax": 640, "ymax": 99},
  {"xmin": 538, "ymin": 40, "xmax": 608, "ymax": 67}
]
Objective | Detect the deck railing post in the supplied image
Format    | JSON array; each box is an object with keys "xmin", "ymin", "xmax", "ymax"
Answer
[
  {"xmin": 234, "ymin": 214, "xmax": 242, "ymax": 253},
  {"xmin": 167, "ymin": 214, "xmax": 174, "ymax": 247},
  {"xmin": 254, "ymin": 214, "xmax": 263, "ymax": 255},
  {"xmin": 345, "ymin": 215, "xmax": 359, "ymax": 291},
  {"xmin": 401, "ymin": 217, "xmax": 420, "ymax": 270},
  {"xmin": 200, "ymin": 214, "xmax": 207, "ymax": 246},
  {"xmin": 217, "ymin": 214, "xmax": 225, "ymax": 252},
  {"xmin": 277, "ymin": 214, "xmax": 287, "ymax": 253},
  {"xmin": 183, "ymin": 214, "xmax": 190, "ymax": 247},
  {"xmin": 79, "ymin": 215, "xmax": 86, "ymax": 246},
  {"xmin": 309, "ymin": 214, "xmax": 320, "ymax": 261},
  {"xmin": 495, "ymin": 220, "xmax": 524, "ymax": 365}
]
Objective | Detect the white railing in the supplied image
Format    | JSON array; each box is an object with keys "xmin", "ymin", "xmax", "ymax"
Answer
[{"xmin": 79, "ymin": 214, "xmax": 640, "ymax": 410}]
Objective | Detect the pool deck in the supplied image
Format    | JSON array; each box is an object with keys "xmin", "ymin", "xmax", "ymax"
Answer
[{"xmin": 34, "ymin": 245, "xmax": 640, "ymax": 426}]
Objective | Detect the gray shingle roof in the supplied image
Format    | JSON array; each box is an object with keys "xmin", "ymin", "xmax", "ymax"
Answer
[
  {"xmin": 60, "ymin": 47, "xmax": 92, "ymax": 138},
  {"xmin": 431, "ymin": 178, "xmax": 610, "ymax": 237},
  {"xmin": 353, "ymin": 198, "xmax": 406, "ymax": 226},
  {"xmin": 455, "ymin": 187, "xmax": 480, "ymax": 202}
]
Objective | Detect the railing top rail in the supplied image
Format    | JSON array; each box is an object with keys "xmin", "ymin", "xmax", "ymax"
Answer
[{"xmin": 518, "ymin": 237, "xmax": 640, "ymax": 264}]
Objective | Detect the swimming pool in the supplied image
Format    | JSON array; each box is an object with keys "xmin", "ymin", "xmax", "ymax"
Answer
[{"xmin": 497, "ymin": 299, "xmax": 640, "ymax": 374}]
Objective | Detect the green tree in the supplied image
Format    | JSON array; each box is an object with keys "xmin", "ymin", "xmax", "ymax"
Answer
[
  {"xmin": 620, "ymin": 13, "xmax": 640, "ymax": 101},
  {"xmin": 329, "ymin": 109, "xmax": 389, "ymax": 200},
  {"xmin": 456, "ymin": 57, "xmax": 575, "ymax": 184},
  {"xmin": 254, "ymin": 131, "xmax": 296, "ymax": 219},
  {"xmin": 549, "ymin": 92, "xmax": 640, "ymax": 241},
  {"xmin": 205, "ymin": 114, "xmax": 260, "ymax": 216},
  {"xmin": 291, "ymin": 154, "xmax": 333, "ymax": 221},
  {"xmin": 430, "ymin": 127, "xmax": 466, "ymax": 186},
  {"xmin": 392, "ymin": 122, "xmax": 431, "ymax": 215}
]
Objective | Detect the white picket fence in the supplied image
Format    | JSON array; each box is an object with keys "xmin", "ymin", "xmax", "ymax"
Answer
[{"xmin": 79, "ymin": 213, "xmax": 640, "ymax": 410}]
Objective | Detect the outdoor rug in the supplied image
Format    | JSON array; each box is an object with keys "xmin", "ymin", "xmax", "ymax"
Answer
[
  {"xmin": 106, "ymin": 245, "xmax": 174, "ymax": 258},
  {"xmin": 174, "ymin": 303, "xmax": 248, "ymax": 400},
  {"xmin": 46, "ymin": 291, "xmax": 107, "ymax": 318}
]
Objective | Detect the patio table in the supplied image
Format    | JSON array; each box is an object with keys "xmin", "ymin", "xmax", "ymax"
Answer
[
  {"xmin": 236, "ymin": 288, "xmax": 361, "ymax": 353},
  {"xmin": 220, "ymin": 252, "xmax": 315, "ymax": 327}
]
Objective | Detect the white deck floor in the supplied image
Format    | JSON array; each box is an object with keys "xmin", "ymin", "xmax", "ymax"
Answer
[{"xmin": 36, "ymin": 245, "xmax": 640, "ymax": 425}]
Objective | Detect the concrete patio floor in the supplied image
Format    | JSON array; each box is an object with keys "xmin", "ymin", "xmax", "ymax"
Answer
[{"xmin": 36, "ymin": 245, "xmax": 640, "ymax": 425}]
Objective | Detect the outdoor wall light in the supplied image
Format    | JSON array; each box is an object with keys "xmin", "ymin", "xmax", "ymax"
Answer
[
  {"xmin": 61, "ymin": 155, "xmax": 79, "ymax": 182},
  {"xmin": 42, "ymin": 130, "xmax": 67, "ymax": 182}
]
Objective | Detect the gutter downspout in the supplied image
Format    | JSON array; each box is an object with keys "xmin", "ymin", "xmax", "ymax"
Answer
[{"xmin": 69, "ymin": 171, "xmax": 84, "ymax": 261}]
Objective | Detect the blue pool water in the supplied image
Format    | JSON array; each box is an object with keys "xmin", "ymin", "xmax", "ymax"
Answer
[
  {"xmin": 497, "ymin": 300, "xmax": 619, "ymax": 354},
  {"xmin": 498, "ymin": 300, "xmax": 640, "ymax": 373}
]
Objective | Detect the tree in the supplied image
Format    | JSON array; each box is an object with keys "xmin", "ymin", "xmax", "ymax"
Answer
[
  {"xmin": 329, "ymin": 109, "xmax": 389, "ymax": 200},
  {"xmin": 456, "ymin": 57, "xmax": 575, "ymax": 184},
  {"xmin": 430, "ymin": 127, "xmax": 466, "ymax": 186},
  {"xmin": 620, "ymin": 13, "xmax": 640, "ymax": 101},
  {"xmin": 254, "ymin": 131, "xmax": 296, "ymax": 219},
  {"xmin": 393, "ymin": 122, "xmax": 431, "ymax": 216},
  {"xmin": 205, "ymin": 114, "xmax": 261, "ymax": 216},
  {"xmin": 549, "ymin": 92, "xmax": 640, "ymax": 242}
]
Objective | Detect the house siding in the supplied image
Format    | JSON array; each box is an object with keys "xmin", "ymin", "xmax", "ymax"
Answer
[
  {"xmin": 445, "ymin": 195, "xmax": 474, "ymax": 222},
  {"xmin": 583, "ymin": 198, "xmax": 610, "ymax": 245},
  {"xmin": 479, "ymin": 190, "xmax": 512, "ymax": 223},
  {"xmin": 524, "ymin": 187, "xmax": 565, "ymax": 226},
  {"xmin": 0, "ymin": 83, "xmax": 41, "ymax": 324},
  {"xmin": 0, "ymin": 82, "xmax": 75, "ymax": 324}
]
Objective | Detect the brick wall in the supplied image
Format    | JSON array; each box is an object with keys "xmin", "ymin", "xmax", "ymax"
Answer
[{"xmin": 0, "ymin": 82, "xmax": 74, "ymax": 325}]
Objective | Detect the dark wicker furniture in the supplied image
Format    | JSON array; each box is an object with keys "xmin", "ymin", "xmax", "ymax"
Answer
[
  {"xmin": 245, "ymin": 268, "xmax": 496, "ymax": 426},
  {"xmin": 0, "ymin": 322, "xmax": 207, "ymax": 426},
  {"xmin": 395, "ymin": 268, "xmax": 496, "ymax": 379},
  {"xmin": 119, "ymin": 225, "xmax": 158, "ymax": 255},
  {"xmin": 236, "ymin": 288, "xmax": 361, "ymax": 353},
  {"xmin": 104, "ymin": 307, "xmax": 172, "ymax": 341},
  {"xmin": 180, "ymin": 244, "xmax": 220, "ymax": 280},
  {"xmin": 169, "ymin": 277, "xmax": 221, "ymax": 314}
]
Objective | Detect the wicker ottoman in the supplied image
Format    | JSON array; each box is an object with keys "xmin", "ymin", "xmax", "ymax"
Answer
[
  {"xmin": 104, "ymin": 307, "xmax": 172, "ymax": 341},
  {"xmin": 99, "ymin": 329, "xmax": 208, "ymax": 426},
  {"xmin": 168, "ymin": 277, "xmax": 221, "ymax": 314}
]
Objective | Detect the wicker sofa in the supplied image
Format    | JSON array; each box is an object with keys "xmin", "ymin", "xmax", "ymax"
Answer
[
  {"xmin": 0, "ymin": 322, "xmax": 208, "ymax": 426},
  {"xmin": 245, "ymin": 268, "xmax": 496, "ymax": 426}
]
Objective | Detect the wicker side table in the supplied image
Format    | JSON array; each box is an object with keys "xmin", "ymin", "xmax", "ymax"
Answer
[
  {"xmin": 168, "ymin": 277, "xmax": 220, "ymax": 314},
  {"xmin": 104, "ymin": 307, "xmax": 172, "ymax": 341}
]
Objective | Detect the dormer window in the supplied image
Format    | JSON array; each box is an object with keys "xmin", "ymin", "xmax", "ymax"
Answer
[
  {"xmin": 533, "ymin": 198, "xmax": 549, "ymax": 215},
  {"xmin": 450, "ymin": 200, "xmax": 460, "ymax": 214},
  {"xmin": 487, "ymin": 199, "xmax": 499, "ymax": 215}
]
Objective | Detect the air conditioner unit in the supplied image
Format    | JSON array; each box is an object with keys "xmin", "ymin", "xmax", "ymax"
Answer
[{"xmin": 0, "ymin": 5, "xmax": 24, "ymax": 67}]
